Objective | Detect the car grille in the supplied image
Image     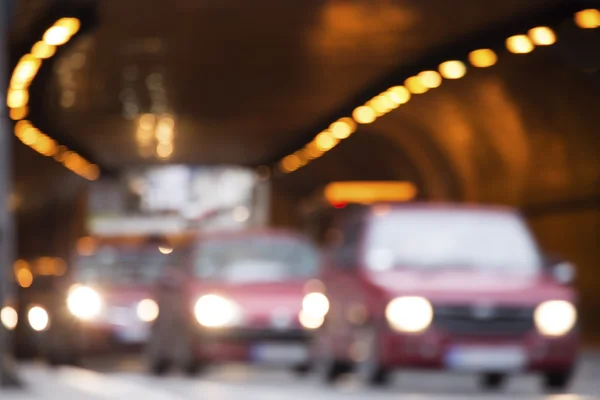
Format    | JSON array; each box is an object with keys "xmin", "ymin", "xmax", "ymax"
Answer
[{"xmin": 433, "ymin": 305, "xmax": 535, "ymax": 336}]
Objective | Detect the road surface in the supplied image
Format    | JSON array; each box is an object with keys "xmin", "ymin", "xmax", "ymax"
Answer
[{"xmin": 2, "ymin": 353, "xmax": 600, "ymax": 399}]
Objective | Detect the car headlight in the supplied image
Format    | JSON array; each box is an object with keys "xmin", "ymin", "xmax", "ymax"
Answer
[
  {"xmin": 385, "ymin": 296, "xmax": 433, "ymax": 333},
  {"xmin": 137, "ymin": 299, "xmax": 159, "ymax": 322},
  {"xmin": 534, "ymin": 300, "xmax": 577, "ymax": 337},
  {"xmin": 299, "ymin": 292, "xmax": 329, "ymax": 329},
  {"xmin": 194, "ymin": 294, "xmax": 241, "ymax": 328},
  {"xmin": 67, "ymin": 285, "xmax": 102, "ymax": 320},
  {"xmin": 28, "ymin": 306, "xmax": 49, "ymax": 332},
  {"xmin": 1, "ymin": 306, "xmax": 18, "ymax": 330}
]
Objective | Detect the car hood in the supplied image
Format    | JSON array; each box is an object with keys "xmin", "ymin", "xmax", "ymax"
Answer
[
  {"xmin": 366, "ymin": 270, "xmax": 576, "ymax": 306},
  {"xmin": 93, "ymin": 285, "xmax": 154, "ymax": 307}
]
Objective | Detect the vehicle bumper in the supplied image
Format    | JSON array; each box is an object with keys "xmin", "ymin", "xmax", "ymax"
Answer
[
  {"xmin": 378, "ymin": 328, "xmax": 578, "ymax": 373},
  {"xmin": 192, "ymin": 327, "xmax": 311, "ymax": 364}
]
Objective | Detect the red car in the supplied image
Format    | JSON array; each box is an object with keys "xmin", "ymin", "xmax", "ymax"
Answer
[
  {"xmin": 313, "ymin": 203, "xmax": 578, "ymax": 392},
  {"xmin": 148, "ymin": 229, "xmax": 324, "ymax": 375},
  {"xmin": 40, "ymin": 237, "xmax": 174, "ymax": 364}
]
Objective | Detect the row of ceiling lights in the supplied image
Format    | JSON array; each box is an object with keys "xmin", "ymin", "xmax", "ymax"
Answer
[
  {"xmin": 277, "ymin": 8, "xmax": 600, "ymax": 175},
  {"xmin": 6, "ymin": 18, "xmax": 100, "ymax": 181}
]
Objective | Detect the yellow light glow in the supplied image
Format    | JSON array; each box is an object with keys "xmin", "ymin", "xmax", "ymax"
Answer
[
  {"xmin": 418, "ymin": 70, "xmax": 442, "ymax": 88},
  {"xmin": 7, "ymin": 89, "xmax": 29, "ymax": 108},
  {"xmin": 12, "ymin": 55, "xmax": 41, "ymax": 83},
  {"xmin": 157, "ymin": 142, "xmax": 173, "ymax": 159},
  {"xmin": 17, "ymin": 268, "xmax": 33, "ymax": 288},
  {"xmin": 405, "ymin": 76, "xmax": 428, "ymax": 94},
  {"xmin": 1, "ymin": 307, "xmax": 18, "ymax": 331},
  {"xmin": 159, "ymin": 245, "xmax": 173, "ymax": 255},
  {"xmin": 368, "ymin": 95, "xmax": 396, "ymax": 116},
  {"xmin": 43, "ymin": 26, "xmax": 71, "ymax": 46},
  {"xmin": 139, "ymin": 113, "xmax": 155, "ymax": 130},
  {"xmin": 352, "ymin": 105, "xmax": 376, "ymax": 124},
  {"xmin": 84, "ymin": 164, "xmax": 100, "ymax": 181},
  {"xmin": 304, "ymin": 142, "xmax": 324, "ymax": 159},
  {"xmin": 55, "ymin": 18, "xmax": 81, "ymax": 35},
  {"xmin": 387, "ymin": 86, "xmax": 411, "ymax": 105},
  {"xmin": 31, "ymin": 41, "xmax": 56, "ymax": 59},
  {"xmin": 439, "ymin": 60, "xmax": 467, "ymax": 79},
  {"xmin": 316, "ymin": 131, "xmax": 337, "ymax": 151},
  {"xmin": 280, "ymin": 154, "xmax": 301, "ymax": 173},
  {"xmin": 324, "ymin": 181, "xmax": 417, "ymax": 205},
  {"xmin": 575, "ymin": 9, "xmax": 600, "ymax": 29},
  {"xmin": 155, "ymin": 124, "xmax": 174, "ymax": 143},
  {"xmin": 9, "ymin": 106, "xmax": 28, "ymax": 120},
  {"xmin": 468, "ymin": 49, "xmax": 497, "ymax": 68},
  {"xmin": 506, "ymin": 35, "xmax": 534, "ymax": 54},
  {"xmin": 13, "ymin": 259, "xmax": 29, "ymax": 275},
  {"xmin": 63, "ymin": 152, "xmax": 85, "ymax": 171},
  {"xmin": 329, "ymin": 117, "xmax": 356, "ymax": 139},
  {"xmin": 528, "ymin": 26, "xmax": 556, "ymax": 46}
]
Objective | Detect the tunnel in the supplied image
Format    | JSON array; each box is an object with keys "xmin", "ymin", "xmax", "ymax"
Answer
[{"xmin": 1, "ymin": 0, "xmax": 599, "ymax": 397}]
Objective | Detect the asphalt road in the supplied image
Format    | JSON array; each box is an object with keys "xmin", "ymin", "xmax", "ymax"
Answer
[{"xmin": 3, "ymin": 353, "xmax": 600, "ymax": 399}]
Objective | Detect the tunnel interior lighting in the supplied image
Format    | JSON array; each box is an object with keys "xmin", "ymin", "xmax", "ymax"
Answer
[
  {"xmin": 528, "ymin": 27, "xmax": 556, "ymax": 46},
  {"xmin": 506, "ymin": 35, "xmax": 535, "ymax": 54},
  {"xmin": 575, "ymin": 9, "xmax": 600, "ymax": 29},
  {"xmin": 352, "ymin": 105, "xmax": 376, "ymax": 124},
  {"xmin": 405, "ymin": 76, "xmax": 428, "ymax": 94},
  {"xmin": 330, "ymin": 117, "xmax": 356, "ymax": 140},
  {"xmin": 6, "ymin": 17, "xmax": 97, "ymax": 181},
  {"xmin": 468, "ymin": 49, "xmax": 497, "ymax": 68},
  {"xmin": 323, "ymin": 181, "xmax": 417, "ymax": 205},
  {"xmin": 439, "ymin": 60, "xmax": 466, "ymax": 79},
  {"xmin": 387, "ymin": 86, "xmax": 411, "ymax": 104},
  {"xmin": 418, "ymin": 70, "xmax": 442, "ymax": 88}
]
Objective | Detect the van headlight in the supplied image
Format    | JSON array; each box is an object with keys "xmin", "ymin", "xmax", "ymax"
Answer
[
  {"xmin": 194, "ymin": 294, "xmax": 241, "ymax": 328},
  {"xmin": 534, "ymin": 300, "xmax": 577, "ymax": 337},
  {"xmin": 385, "ymin": 296, "xmax": 433, "ymax": 333},
  {"xmin": 67, "ymin": 285, "xmax": 102, "ymax": 320}
]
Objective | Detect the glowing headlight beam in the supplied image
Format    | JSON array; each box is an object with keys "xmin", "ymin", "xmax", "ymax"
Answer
[
  {"xmin": 28, "ymin": 306, "xmax": 49, "ymax": 332},
  {"xmin": 385, "ymin": 296, "xmax": 433, "ymax": 333},
  {"xmin": 194, "ymin": 294, "xmax": 241, "ymax": 328},
  {"xmin": 534, "ymin": 300, "xmax": 577, "ymax": 337},
  {"xmin": 67, "ymin": 285, "xmax": 102, "ymax": 320}
]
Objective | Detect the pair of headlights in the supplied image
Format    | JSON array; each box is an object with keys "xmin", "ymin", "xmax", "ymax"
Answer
[
  {"xmin": 3, "ymin": 304, "xmax": 50, "ymax": 332},
  {"xmin": 385, "ymin": 296, "xmax": 577, "ymax": 337},
  {"xmin": 193, "ymin": 292, "xmax": 331, "ymax": 330},
  {"xmin": 66, "ymin": 285, "xmax": 159, "ymax": 323}
]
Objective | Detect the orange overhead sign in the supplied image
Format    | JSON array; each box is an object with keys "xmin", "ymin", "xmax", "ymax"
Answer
[{"xmin": 323, "ymin": 181, "xmax": 417, "ymax": 205}]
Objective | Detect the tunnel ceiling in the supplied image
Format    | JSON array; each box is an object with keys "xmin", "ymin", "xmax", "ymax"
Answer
[
  {"xmin": 15, "ymin": 0, "xmax": 568, "ymax": 166},
  {"xmin": 9, "ymin": 0, "xmax": 600, "ymax": 210}
]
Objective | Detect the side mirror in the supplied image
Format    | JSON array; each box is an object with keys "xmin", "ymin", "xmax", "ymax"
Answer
[{"xmin": 551, "ymin": 261, "xmax": 576, "ymax": 285}]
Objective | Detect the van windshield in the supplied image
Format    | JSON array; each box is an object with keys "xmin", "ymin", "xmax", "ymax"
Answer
[
  {"xmin": 194, "ymin": 236, "xmax": 319, "ymax": 283},
  {"xmin": 365, "ymin": 210, "xmax": 542, "ymax": 275}
]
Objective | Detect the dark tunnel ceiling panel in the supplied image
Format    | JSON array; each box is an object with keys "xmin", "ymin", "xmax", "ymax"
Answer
[{"xmin": 36, "ymin": 0, "xmax": 563, "ymax": 168}]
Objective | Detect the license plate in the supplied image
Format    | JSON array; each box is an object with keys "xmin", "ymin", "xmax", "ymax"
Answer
[
  {"xmin": 115, "ymin": 325, "xmax": 149, "ymax": 343},
  {"xmin": 250, "ymin": 343, "xmax": 308, "ymax": 364},
  {"xmin": 445, "ymin": 346, "xmax": 526, "ymax": 372}
]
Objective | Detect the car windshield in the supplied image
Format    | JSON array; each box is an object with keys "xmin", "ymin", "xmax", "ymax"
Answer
[
  {"xmin": 364, "ymin": 209, "xmax": 542, "ymax": 275},
  {"xmin": 74, "ymin": 245, "xmax": 172, "ymax": 285},
  {"xmin": 194, "ymin": 235, "xmax": 319, "ymax": 283}
]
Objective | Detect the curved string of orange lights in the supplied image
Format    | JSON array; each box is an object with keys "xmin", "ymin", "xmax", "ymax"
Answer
[
  {"xmin": 274, "ymin": 9, "xmax": 599, "ymax": 175},
  {"xmin": 6, "ymin": 17, "xmax": 100, "ymax": 181}
]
